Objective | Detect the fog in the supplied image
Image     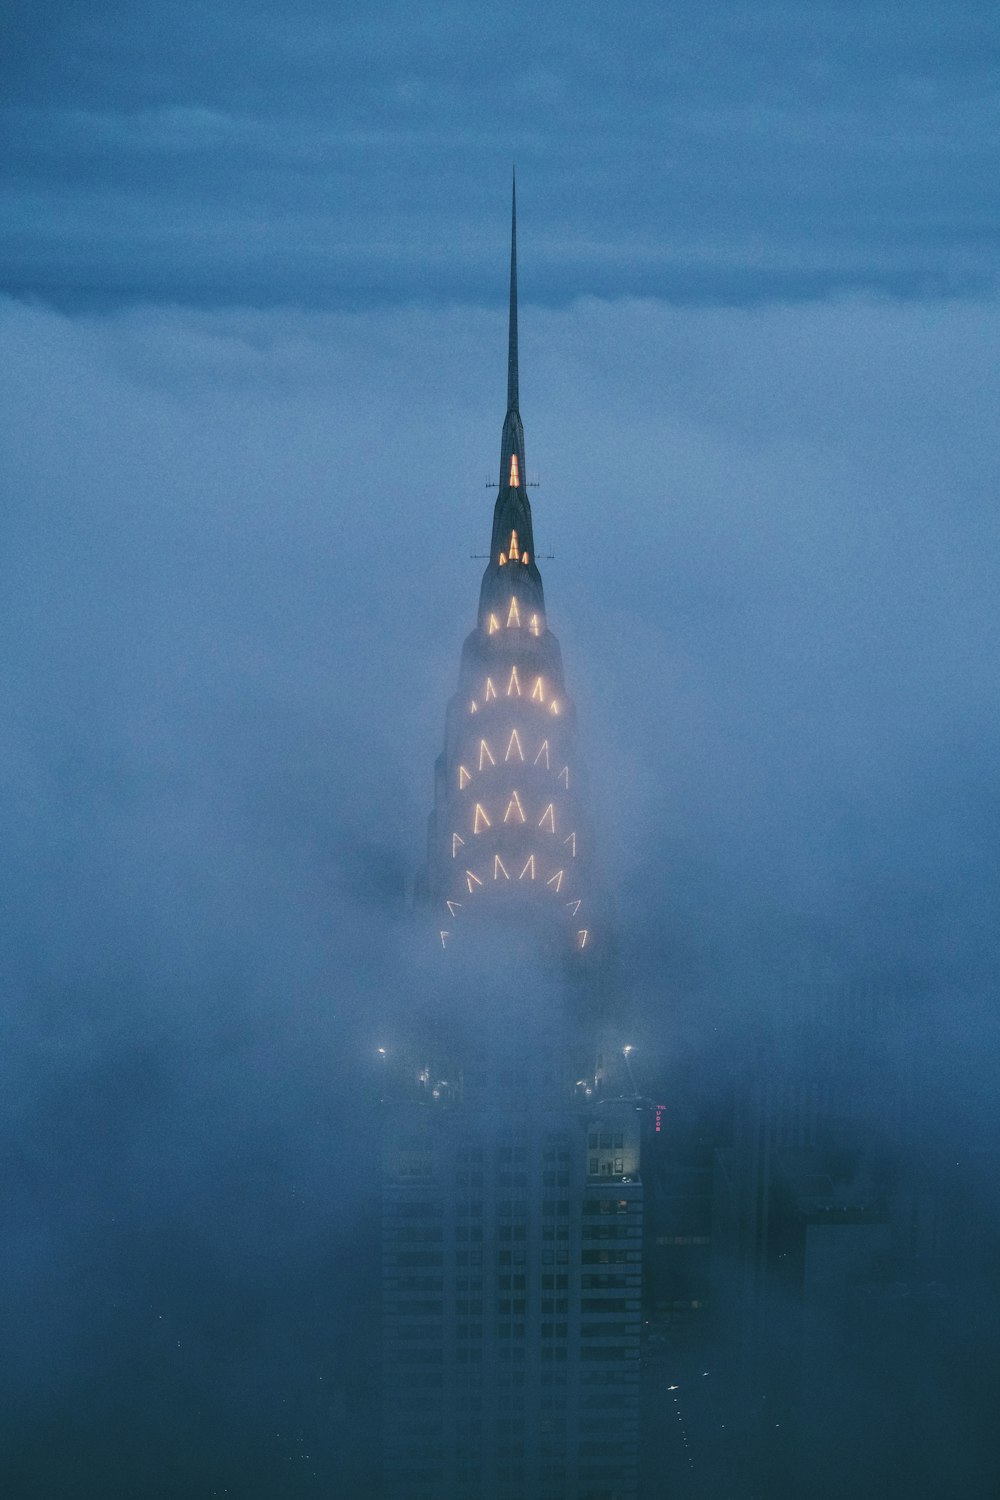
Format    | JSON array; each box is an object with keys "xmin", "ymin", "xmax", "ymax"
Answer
[{"xmin": 1, "ymin": 287, "xmax": 998, "ymax": 1493}]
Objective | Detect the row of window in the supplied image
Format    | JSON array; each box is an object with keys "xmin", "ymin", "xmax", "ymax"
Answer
[
  {"xmin": 460, "ymin": 797, "xmax": 574, "ymax": 841},
  {"xmin": 467, "ymin": 669, "xmax": 560, "ymax": 713},
  {"xmin": 484, "ymin": 595, "xmax": 542, "ymax": 634},
  {"xmin": 456, "ymin": 732, "xmax": 569, "ymax": 783}
]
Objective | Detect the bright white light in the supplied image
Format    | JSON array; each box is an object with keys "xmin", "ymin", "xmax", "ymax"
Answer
[{"xmin": 623, "ymin": 1045, "xmax": 633, "ymax": 1056}]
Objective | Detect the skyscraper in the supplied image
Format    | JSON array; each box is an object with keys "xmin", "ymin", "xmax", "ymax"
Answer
[{"xmin": 381, "ymin": 181, "xmax": 643, "ymax": 1500}]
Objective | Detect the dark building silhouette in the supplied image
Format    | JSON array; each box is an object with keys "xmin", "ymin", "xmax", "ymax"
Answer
[{"xmin": 380, "ymin": 182, "xmax": 643, "ymax": 1500}]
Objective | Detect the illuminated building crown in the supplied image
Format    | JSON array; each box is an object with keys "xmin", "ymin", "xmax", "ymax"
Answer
[{"xmin": 425, "ymin": 177, "xmax": 597, "ymax": 962}]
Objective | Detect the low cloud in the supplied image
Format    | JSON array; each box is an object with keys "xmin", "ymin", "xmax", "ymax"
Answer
[{"xmin": 2, "ymin": 289, "xmax": 998, "ymax": 1493}]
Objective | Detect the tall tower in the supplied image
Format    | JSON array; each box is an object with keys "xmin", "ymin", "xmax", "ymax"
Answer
[{"xmin": 381, "ymin": 180, "xmax": 643, "ymax": 1500}]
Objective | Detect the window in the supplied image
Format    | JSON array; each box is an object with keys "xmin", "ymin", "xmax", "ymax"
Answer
[{"xmin": 504, "ymin": 791, "xmax": 525, "ymax": 825}]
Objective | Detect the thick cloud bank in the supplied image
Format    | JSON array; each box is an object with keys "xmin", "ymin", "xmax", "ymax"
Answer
[{"xmin": 2, "ymin": 292, "xmax": 998, "ymax": 1494}]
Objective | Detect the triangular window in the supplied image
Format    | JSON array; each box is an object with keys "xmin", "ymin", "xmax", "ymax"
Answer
[
  {"xmin": 546, "ymin": 870, "xmax": 564, "ymax": 893},
  {"xmin": 558, "ymin": 766, "xmax": 569, "ymax": 788},
  {"xmin": 539, "ymin": 804, "xmax": 556, "ymax": 833},
  {"xmin": 488, "ymin": 613, "xmax": 500, "ymax": 635},
  {"xmin": 529, "ymin": 613, "xmax": 542, "ymax": 637},
  {"xmin": 473, "ymin": 803, "xmax": 491, "ymax": 833},
  {"xmin": 446, "ymin": 900, "xmax": 462, "ymax": 917},
  {"xmin": 519, "ymin": 855, "xmax": 536, "ymax": 881},
  {"xmin": 478, "ymin": 739, "xmax": 495, "ymax": 770},
  {"xmin": 494, "ymin": 855, "xmax": 510, "ymax": 881},
  {"xmin": 507, "ymin": 666, "xmax": 521, "ymax": 697},
  {"xmin": 465, "ymin": 870, "xmax": 483, "ymax": 893},
  {"xmin": 564, "ymin": 832, "xmax": 576, "ymax": 857},
  {"xmin": 532, "ymin": 677, "xmax": 544, "ymax": 702},
  {"xmin": 509, "ymin": 455, "xmax": 520, "ymax": 488},
  {"xmin": 485, "ymin": 677, "xmax": 497, "ymax": 701},
  {"xmin": 452, "ymin": 832, "xmax": 466, "ymax": 857},
  {"xmin": 507, "ymin": 597, "xmax": 521, "ymax": 628},
  {"xmin": 458, "ymin": 766, "xmax": 471, "ymax": 789},
  {"xmin": 534, "ymin": 740, "xmax": 550, "ymax": 769},
  {"xmin": 505, "ymin": 729, "xmax": 524, "ymax": 762},
  {"xmin": 508, "ymin": 528, "xmax": 520, "ymax": 559},
  {"xmin": 504, "ymin": 790, "xmax": 526, "ymax": 825}
]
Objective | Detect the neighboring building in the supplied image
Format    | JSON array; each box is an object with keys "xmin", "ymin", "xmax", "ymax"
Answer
[
  {"xmin": 381, "ymin": 182, "xmax": 643, "ymax": 1500},
  {"xmin": 708, "ymin": 960, "xmax": 908, "ymax": 1495}
]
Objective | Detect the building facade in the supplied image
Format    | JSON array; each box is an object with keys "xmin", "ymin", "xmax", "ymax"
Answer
[{"xmin": 381, "ymin": 184, "xmax": 643, "ymax": 1500}]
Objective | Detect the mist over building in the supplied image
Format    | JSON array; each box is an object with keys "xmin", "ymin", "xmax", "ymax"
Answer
[{"xmin": 380, "ymin": 181, "xmax": 644, "ymax": 1500}]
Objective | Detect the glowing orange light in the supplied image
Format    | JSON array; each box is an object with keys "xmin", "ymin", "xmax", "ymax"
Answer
[
  {"xmin": 485, "ymin": 678, "xmax": 497, "ymax": 701},
  {"xmin": 509, "ymin": 528, "xmax": 520, "ymax": 560},
  {"xmin": 499, "ymin": 553, "xmax": 507, "ymax": 566},
  {"xmin": 529, "ymin": 613, "xmax": 542, "ymax": 637},
  {"xmin": 519, "ymin": 855, "xmax": 536, "ymax": 881},
  {"xmin": 504, "ymin": 790, "xmax": 526, "ymax": 824},
  {"xmin": 458, "ymin": 765, "xmax": 471, "ymax": 788},
  {"xmin": 564, "ymin": 832, "xmax": 576, "ymax": 857},
  {"xmin": 547, "ymin": 870, "xmax": 564, "ymax": 893},
  {"xmin": 494, "ymin": 854, "xmax": 510, "ymax": 880},
  {"xmin": 539, "ymin": 803, "xmax": 556, "ymax": 832},
  {"xmin": 507, "ymin": 597, "xmax": 521, "ymax": 628},
  {"xmin": 577, "ymin": 929, "xmax": 589, "ymax": 950},
  {"xmin": 478, "ymin": 739, "xmax": 495, "ymax": 770},
  {"xmin": 488, "ymin": 613, "xmax": 500, "ymax": 635},
  {"xmin": 446, "ymin": 900, "xmax": 462, "ymax": 917},
  {"xmin": 507, "ymin": 666, "xmax": 521, "ymax": 697},
  {"xmin": 522, "ymin": 552, "xmax": 529, "ymax": 565},
  {"xmin": 465, "ymin": 870, "xmax": 483, "ymax": 893},
  {"xmin": 534, "ymin": 740, "xmax": 550, "ymax": 769},
  {"xmin": 558, "ymin": 766, "xmax": 569, "ymax": 788},
  {"xmin": 531, "ymin": 676, "xmax": 544, "ymax": 702},
  {"xmin": 451, "ymin": 833, "xmax": 465, "ymax": 857},
  {"xmin": 509, "ymin": 455, "xmax": 520, "ymax": 488},
  {"xmin": 505, "ymin": 729, "xmax": 524, "ymax": 762},
  {"xmin": 566, "ymin": 899, "xmax": 581, "ymax": 916},
  {"xmin": 473, "ymin": 803, "xmax": 491, "ymax": 833}
]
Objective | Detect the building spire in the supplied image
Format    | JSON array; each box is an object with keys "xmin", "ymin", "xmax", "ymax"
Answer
[
  {"xmin": 508, "ymin": 169, "xmax": 519, "ymax": 414},
  {"xmin": 478, "ymin": 175, "xmax": 542, "ymax": 625}
]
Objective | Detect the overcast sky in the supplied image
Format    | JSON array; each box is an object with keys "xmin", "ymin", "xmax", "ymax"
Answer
[
  {"xmin": 3, "ymin": 0, "xmax": 998, "ymax": 307},
  {"xmin": 2, "ymin": 3, "xmax": 999, "ymax": 1496}
]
